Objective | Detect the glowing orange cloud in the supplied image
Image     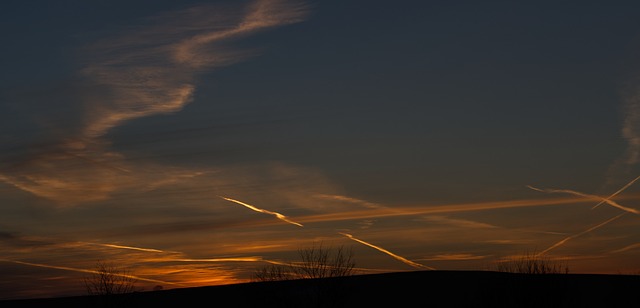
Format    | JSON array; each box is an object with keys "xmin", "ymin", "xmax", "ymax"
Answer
[
  {"xmin": 339, "ymin": 233, "xmax": 435, "ymax": 270},
  {"xmin": 221, "ymin": 196, "xmax": 303, "ymax": 227}
]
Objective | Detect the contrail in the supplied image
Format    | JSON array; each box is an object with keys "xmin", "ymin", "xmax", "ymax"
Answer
[
  {"xmin": 537, "ymin": 213, "xmax": 626, "ymax": 256},
  {"xmin": 220, "ymin": 196, "xmax": 303, "ymax": 227},
  {"xmin": 0, "ymin": 259, "xmax": 184, "ymax": 286},
  {"xmin": 526, "ymin": 185, "xmax": 640, "ymax": 215},
  {"xmin": 592, "ymin": 174, "xmax": 640, "ymax": 209},
  {"xmin": 610, "ymin": 242, "xmax": 640, "ymax": 254},
  {"xmin": 157, "ymin": 257, "xmax": 264, "ymax": 263},
  {"xmin": 82, "ymin": 242, "xmax": 166, "ymax": 253},
  {"xmin": 339, "ymin": 233, "xmax": 435, "ymax": 270}
]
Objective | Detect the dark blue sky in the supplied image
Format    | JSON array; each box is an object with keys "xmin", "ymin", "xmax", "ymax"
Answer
[{"xmin": 3, "ymin": 0, "xmax": 640, "ymax": 300}]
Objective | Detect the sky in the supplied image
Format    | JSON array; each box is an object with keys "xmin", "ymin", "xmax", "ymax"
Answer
[{"xmin": 3, "ymin": 0, "xmax": 640, "ymax": 300}]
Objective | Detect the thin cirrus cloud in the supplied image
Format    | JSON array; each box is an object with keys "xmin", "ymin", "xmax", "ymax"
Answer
[
  {"xmin": 0, "ymin": 0, "xmax": 310, "ymax": 205},
  {"xmin": 81, "ymin": 0, "xmax": 309, "ymax": 139}
]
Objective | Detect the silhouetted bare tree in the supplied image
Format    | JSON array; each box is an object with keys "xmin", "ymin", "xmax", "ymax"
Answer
[
  {"xmin": 252, "ymin": 242, "xmax": 356, "ymax": 282},
  {"xmin": 84, "ymin": 261, "xmax": 138, "ymax": 307},
  {"xmin": 291, "ymin": 242, "xmax": 355, "ymax": 279},
  {"xmin": 252, "ymin": 243, "xmax": 356, "ymax": 308}
]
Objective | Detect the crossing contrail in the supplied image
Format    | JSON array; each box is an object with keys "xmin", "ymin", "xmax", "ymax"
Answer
[
  {"xmin": 220, "ymin": 196, "xmax": 303, "ymax": 227},
  {"xmin": 537, "ymin": 213, "xmax": 626, "ymax": 256},
  {"xmin": 526, "ymin": 185, "xmax": 640, "ymax": 215},
  {"xmin": 592, "ymin": 175, "xmax": 640, "ymax": 209},
  {"xmin": 339, "ymin": 232, "xmax": 435, "ymax": 270}
]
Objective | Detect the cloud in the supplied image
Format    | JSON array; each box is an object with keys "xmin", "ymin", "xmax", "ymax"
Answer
[
  {"xmin": 0, "ymin": 0, "xmax": 311, "ymax": 205},
  {"xmin": 81, "ymin": 0, "xmax": 309, "ymax": 138},
  {"xmin": 604, "ymin": 82, "xmax": 640, "ymax": 189},
  {"xmin": 619, "ymin": 87, "xmax": 640, "ymax": 166}
]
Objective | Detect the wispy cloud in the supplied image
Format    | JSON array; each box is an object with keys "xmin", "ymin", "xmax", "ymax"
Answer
[
  {"xmin": 81, "ymin": 0, "xmax": 309, "ymax": 138},
  {"xmin": 0, "ymin": 0, "xmax": 310, "ymax": 205},
  {"xmin": 339, "ymin": 232, "xmax": 435, "ymax": 270},
  {"xmin": 604, "ymin": 85, "xmax": 640, "ymax": 190},
  {"xmin": 221, "ymin": 196, "xmax": 304, "ymax": 227},
  {"xmin": 619, "ymin": 88, "xmax": 640, "ymax": 166}
]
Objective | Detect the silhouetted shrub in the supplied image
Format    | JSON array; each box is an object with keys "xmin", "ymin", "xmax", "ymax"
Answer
[{"xmin": 495, "ymin": 251, "xmax": 569, "ymax": 274}]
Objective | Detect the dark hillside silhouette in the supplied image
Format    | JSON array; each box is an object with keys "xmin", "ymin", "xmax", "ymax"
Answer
[{"xmin": 2, "ymin": 270, "xmax": 640, "ymax": 308}]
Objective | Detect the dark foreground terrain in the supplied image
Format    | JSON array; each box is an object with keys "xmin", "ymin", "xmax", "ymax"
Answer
[{"xmin": 2, "ymin": 270, "xmax": 640, "ymax": 307}]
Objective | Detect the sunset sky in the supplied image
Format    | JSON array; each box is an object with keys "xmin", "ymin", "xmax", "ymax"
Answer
[{"xmin": 3, "ymin": 0, "xmax": 640, "ymax": 300}]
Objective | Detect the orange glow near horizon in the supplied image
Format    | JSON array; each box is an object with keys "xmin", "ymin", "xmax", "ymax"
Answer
[{"xmin": 1, "ymin": 259, "xmax": 184, "ymax": 286}]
